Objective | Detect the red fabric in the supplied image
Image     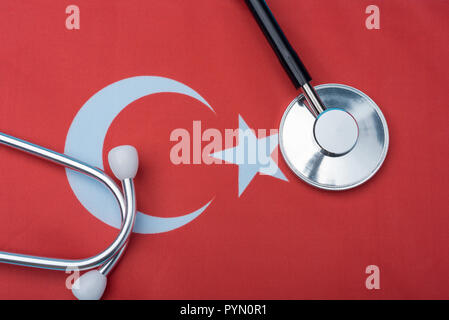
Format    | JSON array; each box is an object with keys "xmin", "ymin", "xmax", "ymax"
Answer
[{"xmin": 0, "ymin": 0, "xmax": 448, "ymax": 299}]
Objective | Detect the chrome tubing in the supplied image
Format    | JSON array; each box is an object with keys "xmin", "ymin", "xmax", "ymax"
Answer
[
  {"xmin": 0, "ymin": 131, "xmax": 135, "ymax": 271},
  {"xmin": 302, "ymin": 83, "xmax": 326, "ymax": 117},
  {"xmin": 98, "ymin": 180, "xmax": 135, "ymax": 276}
]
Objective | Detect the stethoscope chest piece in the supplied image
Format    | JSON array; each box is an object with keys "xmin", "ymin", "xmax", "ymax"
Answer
[
  {"xmin": 279, "ymin": 84, "xmax": 389, "ymax": 190},
  {"xmin": 246, "ymin": 0, "xmax": 389, "ymax": 191}
]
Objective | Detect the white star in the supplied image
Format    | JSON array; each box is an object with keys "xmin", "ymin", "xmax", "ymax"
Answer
[{"xmin": 210, "ymin": 115, "xmax": 287, "ymax": 196}]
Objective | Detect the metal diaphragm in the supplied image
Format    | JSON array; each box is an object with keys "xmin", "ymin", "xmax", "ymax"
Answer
[{"xmin": 279, "ymin": 83, "xmax": 389, "ymax": 190}]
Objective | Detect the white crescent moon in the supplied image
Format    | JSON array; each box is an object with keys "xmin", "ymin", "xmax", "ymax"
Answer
[{"xmin": 64, "ymin": 76, "xmax": 214, "ymax": 234}]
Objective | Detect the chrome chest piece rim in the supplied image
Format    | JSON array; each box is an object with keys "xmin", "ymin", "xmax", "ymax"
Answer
[{"xmin": 279, "ymin": 83, "xmax": 389, "ymax": 190}]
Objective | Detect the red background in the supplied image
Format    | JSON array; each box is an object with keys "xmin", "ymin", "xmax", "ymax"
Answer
[{"xmin": 0, "ymin": 0, "xmax": 448, "ymax": 299}]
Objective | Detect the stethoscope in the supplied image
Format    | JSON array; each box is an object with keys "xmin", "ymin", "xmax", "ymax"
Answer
[
  {"xmin": 0, "ymin": 0, "xmax": 389, "ymax": 300},
  {"xmin": 246, "ymin": 0, "xmax": 389, "ymax": 190},
  {"xmin": 0, "ymin": 132, "xmax": 139, "ymax": 300}
]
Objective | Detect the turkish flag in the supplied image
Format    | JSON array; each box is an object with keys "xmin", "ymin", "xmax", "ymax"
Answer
[{"xmin": 0, "ymin": 0, "xmax": 448, "ymax": 299}]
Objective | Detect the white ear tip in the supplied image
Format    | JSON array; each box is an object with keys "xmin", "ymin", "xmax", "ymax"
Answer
[
  {"xmin": 72, "ymin": 270, "xmax": 107, "ymax": 300},
  {"xmin": 108, "ymin": 145, "xmax": 139, "ymax": 180}
]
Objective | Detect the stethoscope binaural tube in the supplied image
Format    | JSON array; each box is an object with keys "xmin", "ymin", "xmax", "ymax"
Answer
[{"xmin": 0, "ymin": 132, "xmax": 139, "ymax": 299}]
